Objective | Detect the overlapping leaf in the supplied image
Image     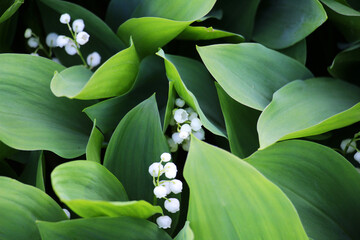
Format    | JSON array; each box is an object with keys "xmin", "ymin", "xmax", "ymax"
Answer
[
  {"xmin": 0, "ymin": 54, "xmax": 92, "ymax": 158},
  {"xmin": 258, "ymin": 78, "xmax": 360, "ymax": 149},
  {"xmin": 198, "ymin": 43, "xmax": 313, "ymax": 110},
  {"xmin": 247, "ymin": 140, "xmax": 360, "ymax": 239},
  {"xmin": 184, "ymin": 137, "xmax": 308, "ymax": 239}
]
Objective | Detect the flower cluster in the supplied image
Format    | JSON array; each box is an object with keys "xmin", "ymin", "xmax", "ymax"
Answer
[
  {"xmin": 24, "ymin": 13, "xmax": 101, "ymax": 69},
  {"xmin": 149, "ymin": 152, "xmax": 183, "ymax": 229},
  {"xmin": 166, "ymin": 97, "xmax": 205, "ymax": 152},
  {"xmin": 340, "ymin": 135, "xmax": 360, "ymax": 164}
]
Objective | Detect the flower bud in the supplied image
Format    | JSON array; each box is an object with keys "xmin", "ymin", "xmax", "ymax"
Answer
[
  {"xmin": 160, "ymin": 152, "xmax": 171, "ymax": 162},
  {"xmin": 174, "ymin": 109, "xmax": 188, "ymax": 123},
  {"xmin": 65, "ymin": 40, "xmax": 77, "ymax": 55},
  {"xmin": 164, "ymin": 198, "xmax": 180, "ymax": 213},
  {"xmin": 156, "ymin": 216, "xmax": 171, "ymax": 229},
  {"xmin": 76, "ymin": 31, "xmax": 90, "ymax": 45},
  {"xmin": 170, "ymin": 179, "xmax": 183, "ymax": 194},
  {"xmin": 87, "ymin": 52, "xmax": 101, "ymax": 68},
  {"xmin": 60, "ymin": 13, "xmax": 71, "ymax": 24},
  {"xmin": 27, "ymin": 37, "xmax": 39, "ymax": 48},
  {"xmin": 172, "ymin": 132, "xmax": 183, "ymax": 144},
  {"xmin": 193, "ymin": 128, "xmax": 205, "ymax": 140},
  {"xmin": 340, "ymin": 138, "xmax": 356, "ymax": 153},
  {"xmin": 188, "ymin": 112, "xmax": 198, "ymax": 121},
  {"xmin": 56, "ymin": 35, "xmax": 69, "ymax": 48},
  {"xmin": 72, "ymin": 19, "xmax": 85, "ymax": 33},
  {"xmin": 354, "ymin": 152, "xmax": 360, "ymax": 163},
  {"xmin": 191, "ymin": 118, "xmax": 202, "ymax": 131},
  {"xmin": 175, "ymin": 98, "xmax": 185, "ymax": 107},
  {"xmin": 148, "ymin": 162, "xmax": 163, "ymax": 177},
  {"xmin": 24, "ymin": 28, "xmax": 32, "ymax": 38},
  {"xmin": 154, "ymin": 185, "xmax": 167, "ymax": 198},
  {"xmin": 46, "ymin": 33, "xmax": 58, "ymax": 47}
]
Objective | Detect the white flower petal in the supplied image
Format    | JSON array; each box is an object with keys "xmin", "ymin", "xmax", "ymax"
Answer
[
  {"xmin": 154, "ymin": 185, "xmax": 167, "ymax": 198},
  {"xmin": 175, "ymin": 98, "xmax": 185, "ymax": 108},
  {"xmin": 24, "ymin": 28, "xmax": 32, "ymax": 38},
  {"xmin": 60, "ymin": 13, "xmax": 71, "ymax": 24},
  {"xmin": 72, "ymin": 19, "xmax": 85, "ymax": 33},
  {"xmin": 354, "ymin": 152, "xmax": 360, "ymax": 163},
  {"xmin": 172, "ymin": 132, "xmax": 183, "ymax": 144},
  {"xmin": 191, "ymin": 118, "xmax": 202, "ymax": 131},
  {"xmin": 87, "ymin": 52, "xmax": 101, "ymax": 67},
  {"xmin": 27, "ymin": 37, "xmax": 39, "ymax": 48},
  {"xmin": 340, "ymin": 138, "xmax": 356, "ymax": 153},
  {"xmin": 156, "ymin": 216, "xmax": 172, "ymax": 229},
  {"xmin": 170, "ymin": 179, "xmax": 183, "ymax": 194},
  {"xmin": 174, "ymin": 109, "xmax": 188, "ymax": 123},
  {"xmin": 46, "ymin": 33, "xmax": 58, "ymax": 47},
  {"xmin": 164, "ymin": 198, "xmax": 180, "ymax": 213},
  {"xmin": 56, "ymin": 35, "xmax": 69, "ymax": 48},
  {"xmin": 148, "ymin": 162, "xmax": 163, "ymax": 177}
]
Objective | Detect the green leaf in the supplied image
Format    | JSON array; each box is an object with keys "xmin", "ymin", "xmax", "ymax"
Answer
[
  {"xmin": 197, "ymin": 43, "xmax": 313, "ymax": 110},
  {"xmin": 176, "ymin": 26, "xmax": 244, "ymax": 42},
  {"xmin": 328, "ymin": 43, "xmax": 360, "ymax": 82},
  {"xmin": 86, "ymin": 120, "xmax": 104, "ymax": 163},
  {"xmin": 258, "ymin": 78, "xmax": 360, "ymax": 149},
  {"xmin": 0, "ymin": 54, "xmax": 92, "ymax": 158},
  {"xmin": 253, "ymin": 0, "xmax": 327, "ymax": 49},
  {"xmin": 216, "ymin": 83, "xmax": 260, "ymax": 158},
  {"xmin": 0, "ymin": 177, "xmax": 67, "ymax": 240},
  {"xmin": 320, "ymin": 0, "xmax": 360, "ymax": 42},
  {"xmin": 184, "ymin": 138, "xmax": 308, "ymax": 239},
  {"xmin": 163, "ymin": 81, "xmax": 176, "ymax": 132},
  {"xmin": 104, "ymin": 95, "xmax": 169, "ymax": 202},
  {"xmin": 0, "ymin": 0, "xmax": 23, "ymax": 24},
  {"xmin": 37, "ymin": 217, "xmax": 172, "ymax": 240},
  {"xmin": 174, "ymin": 221, "xmax": 194, "ymax": 240},
  {"xmin": 51, "ymin": 42, "xmax": 140, "ymax": 100},
  {"xmin": 19, "ymin": 151, "xmax": 45, "ymax": 191},
  {"xmin": 157, "ymin": 49, "xmax": 226, "ymax": 137},
  {"xmin": 52, "ymin": 160, "xmax": 162, "ymax": 219},
  {"xmin": 247, "ymin": 140, "xmax": 360, "ymax": 239},
  {"xmin": 117, "ymin": 17, "xmax": 190, "ymax": 58},
  {"xmin": 38, "ymin": 0, "xmax": 124, "ymax": 66},
  {"xmin": 133, "ymin": 0, "xmax": 216, "ymax": 21},
  {"xmin": 279, "ymin": 39, "xmax": 307, "ymax": 65},
  {"xmin": 84, "ymin": 55, "xmax": 169, "ymax": 133}
]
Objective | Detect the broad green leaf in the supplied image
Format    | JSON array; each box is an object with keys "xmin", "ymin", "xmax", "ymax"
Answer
[
  {"xmin": 320, "ymin": 0, "xmax": 360, "ymax": 42},
  {"xmin": 253, "ymin": 0, "xmax": 327, "ymax": 49},
  {"xmin": 52, "ymin": 160, "xmax": 162, "ymax": 219},
  {"xmin": 216, "ymin": 83, "xmax": 260, "ymax": 158},
  {"xmin": 247, "ymin": 140, "xmax": 360, "ymax": 239},
  {"xmin": 133, "ymin": 0, "xmax": 216, "ymax": 21},
  {"xmin": 104, "ymin": 95, "xmax": 169, "ymax": 202},
  {"xmin": 157, "ymin": 50, "xmax": 226, "ymax": 137},
  {"xmin": 51, "ymin": 42, "xmax": 140, "ymax": 99},
  {"xmin": 211, "ymin": 0, "xmax": 260, "ymax": 40},
  {"xmin": 0, "ymin": 0, "xmax": 23, "ymax": 24},
  {"xmin": 279, "ymin": 39, "xmax": 307, "ymax": 65},
  {"xmin": 37, "ymin": 217, "xmax": 172, "ymax": 240},
  {"xmin": 0, "ymin": 54, "xmax": 92, "ymax": 158},
  {"xmin": 176, "ymin": 26, "xmax": 244, "ymax": 42},
  {"xmin": 38, "ymin": 0, "xmax": 124, "ymax": 67},
  {"xmin": 258, "ymin": 78, "xmax": 360, "ymax": 149},
  {"xmin": 86, "ymin": 120, "xmax": 104, "ymax": 163},
  {"xmin": 19, "ymin": 151, "xmax": 45, "ymax": 191},
  {"xmin": 328, "ymin": 43, "xmax": 360, "ymax": 82},
  {"xmin": 184, "ymin": 138, "xmax": 308, "ymax": 239},
  {"xmin": 117, "ymin": 17, "xmax": 190, "ymax": 58},
  {"xmin": 0, "ymin": 177, "xmax": 67, "ymax": 240},
  {"xmin": 163, "ymin": 81, "xmax": 176, "ymax": 132},
  {"xmin": 174, "ymin": 221, "xmax": 194, "ymax": 240},
  {"xmin": 84, "ymin": 55, "xmax": 169, "ymax": 133},
  {"xmin": 197, "ymin": 43, "xmax": 313, "ymax": 110}
]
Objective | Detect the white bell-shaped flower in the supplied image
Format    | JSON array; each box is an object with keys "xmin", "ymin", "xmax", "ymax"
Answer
[
  {"xmin": 180, "ymin": 124, "xmax": 192, "ymax": 133},
  {"xmin": 354, "ymin": 152, "xmax": 360, "ymax": 163},
  {"xmin": 164, "ymin": 198, "xmax": 180, "ymax": 213},
  {"xmin": 174, "ymin": 109, "xmax": 188, "ymax": 124},
  {"xmin": 76, "ymin": 31, "xmax": 90, "ymax": 45},
  {"xmin": 46, "ymin": 33, "xmax": 58, "ymax": 47},
  {"xmin": 191, "ymin": 118, "xmax": 202, "ymax": 131},
  {"xmin": 188, "ymin": 112, "xmax": 198, "ymax": 121},
  {"xmin": 172, "ymin": 132, "xmax": 183, "ymax": 144},
  {"xmin": 179, "ymin": 130, "xmax": 189, "ymax": 140},
  {"xmin": 156, "ymin": 216, "xmax": 172, "ymax": 229},
  {"xmin": 164, "ymin": 162, "xmax": 177, "ymax": 179},
  {"xmin": 154, "ymin": 185, "xmax": 167, "ymax": 198},
  {"xmin": 193, "ymin": 128, "xmax": 205, "ymax": 140},
  {"xmin": 182, "ymin": 140, "xmax": 190, "ymax": 152},
  {"xmin": 175, "ymin": 98, "xmax": 185, "ymax": 108},
  {"xmin": 27, "ymin": 37, "xmax": 38, "ymax": 48},
  {"xmin": 340, "ymin": 138, "xmax": 356, "ymax": 153},
  {"xmin": 185, "ymin": 107, "xmax": 194, "ymax": 114},
  {"xmin": 167, "ymin": 137, "xmax": 178, "ymax": 152},
  {"xmin": 60, "ymin": 13, "xmax": 71, "ymax": 24},
  {"xmin": 24, "ymin": 28, "xmax": 32, "ymax": 38},
  {"xmin": 72, "ymin": 19, "xmax": 85, "ymax": 33},
  {"xmin": 56, "ymin": 35, "xmax": 69, "ymax": 48},
  {"xmin": 65, "ymin": 40, "xmax": 77, "ymax": 55},
  {"xmin": 160, "ymin": 152, "xmax": 171, "ymax": 162},
  {"xmin": 170, "ymin": 179, "xmax": 183, "ymax": 194},
  {"xmin": 63, "ymin": 208, "xmax": 71, "ymax": 219},
  {"xmin": 159, "ymin": 181, "xmax": 171, "ymax": 195},
  {"xmin": 148, "ymin": 162, "xmax": 163, "ymax": 177},
  {"xmin": 87, "ymin": 52, "xmax": 101, "ymax": 68}
]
